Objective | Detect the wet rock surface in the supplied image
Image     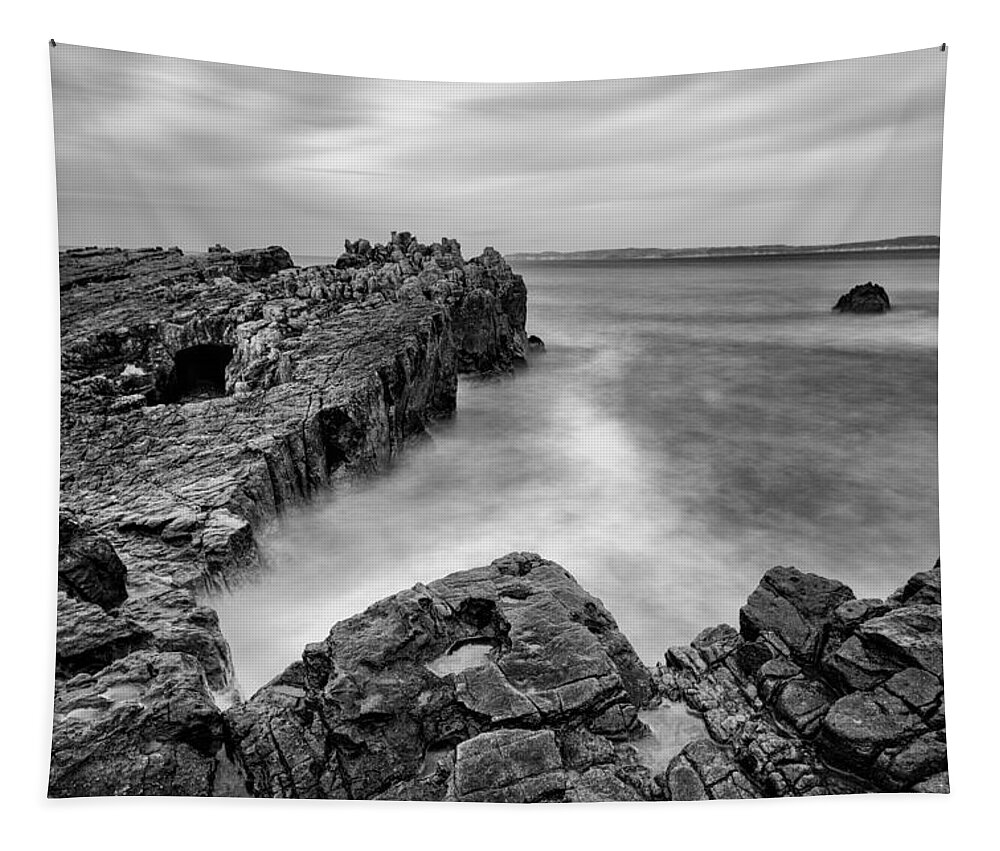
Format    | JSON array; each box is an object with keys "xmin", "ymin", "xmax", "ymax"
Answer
[
  {"xmin": 223, "ymin": 557, "xmax": 945, "ymax": 802},
  {"xmin": 49, "ymin": 650, "xmax": 225, "ymax": 797},
  {"xmin": 52, "ymin": 240, "xmax": 946, "ymax": 800},
  {"xmin": 226, "ymin": 553, "xmax": 658, "ymax": 801},
  {"xmin": 657, "ymin": 562, "xmax": 947, "ymax": 798},
  {"xmin": 832, "ymin": 281, "xmax": 892, "ymax": 313},
  {"xmin": 52, "ymin": 236, "xmax": 529, "ymax": 797}
]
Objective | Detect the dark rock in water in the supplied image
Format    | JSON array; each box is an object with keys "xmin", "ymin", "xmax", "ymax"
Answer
[
  {"xmin": 832, "ymin": 281, "xmax": 892, "ymax": 313},
  {"xmin": 58, "ymin": 513, "xmax": 127, "ymax": 609},
  {"xmin": 56, "ymin": 592, "xmax": 152, "ymax": 677},
  {"xmin": 528, "ymin": 334, "xmax": 546, "ymax": 353},
  {"xmin": 820, "ymin": 688, "xmax": 927, "ymax": 776},
  {"xmin": 226, "ymin": 553, "xmax": 655, "ymax": 801},
  {"xmin": 451, "ymin": 729, "xmax": 567, "ymax": 803}
]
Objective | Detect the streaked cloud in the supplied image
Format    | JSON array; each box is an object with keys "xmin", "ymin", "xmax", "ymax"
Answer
[{"xmin": 51, "ymin": 44, "xmax": 946, "ymax": 254}]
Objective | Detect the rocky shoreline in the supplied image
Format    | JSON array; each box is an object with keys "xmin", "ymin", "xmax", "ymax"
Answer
[
  {"xmin": 51, "ymin": 238, "xmax": 945, "ymax": 799},
  {"xmin": 224, "ymin": 555, "xmax": 945, "ymax": 801},
  {"xmin": 52, "ymin": 233, "xmax": 528, "ymax": 796}
]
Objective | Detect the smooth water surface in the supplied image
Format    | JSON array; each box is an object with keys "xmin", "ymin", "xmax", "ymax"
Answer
[{"xmin": 212, "ymin": 252, "xmax": 939, "ymax": 695}]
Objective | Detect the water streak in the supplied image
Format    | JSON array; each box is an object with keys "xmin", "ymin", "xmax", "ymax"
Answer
[{"xmin": 212, "ymin": 253, "xmax": 939, "ymax": 696}]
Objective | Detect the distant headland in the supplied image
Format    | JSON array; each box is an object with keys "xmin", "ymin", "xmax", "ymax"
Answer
[{"xmin": 506, "ymin": 235, "xmax": 940, "ymax": 263}]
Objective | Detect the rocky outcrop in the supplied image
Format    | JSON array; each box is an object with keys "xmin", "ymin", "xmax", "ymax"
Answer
[
  {"xmin": 225, "ymin": 553, "xmax": 657, "ymax": 801},
  {"xmin": 53, "ymin": 239, "xmax": 946, "ymax": 801},
  {"xmin": 335, "ymin": 231, "xmax": 528, "ymax": 372},
  {"xmin": 221, "ymin": 557, "xmax": 947, "ymax": 802},
  {"xmin": 58, "ymin": 245, "xmax": 294, "ymax": 292},
  {"xmin": 656, "ymin": 562, "xmax": 946, "ymax": 797},
  {"xmin": 49, "ymin": 651, "xmax": 227, "ymax": 797},
  {"xmin": 52, "ymin": 236, "xmax": 530, "ymax": 797},
  {"xmin": 832, "ymin": 281, "xmax": 892, "ymax": 313}
]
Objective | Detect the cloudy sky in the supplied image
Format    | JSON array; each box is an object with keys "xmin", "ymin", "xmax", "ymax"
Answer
[{"xmin": 51, "ymin": 45, "xmax": 946, "ymax": 256}]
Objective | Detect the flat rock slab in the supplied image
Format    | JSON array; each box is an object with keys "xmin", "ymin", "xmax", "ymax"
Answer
[
  {"xmin": 451, "ymin": 729, "xmax": 566, "ymax": 802},
  {"xmin": 858, "ymin": 605, "xmax": 944, "ymax": 677}
]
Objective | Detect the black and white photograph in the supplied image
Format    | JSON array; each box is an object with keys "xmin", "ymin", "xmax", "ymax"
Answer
[
  {"xmin": 43, "ymin": 39, "xmax": 953, "ymax": 804},
  {"xmin": 13, "ymin": 0, "xmax": 1000, "ymax": 843}
]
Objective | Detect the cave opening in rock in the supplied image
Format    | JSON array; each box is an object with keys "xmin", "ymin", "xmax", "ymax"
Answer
[{"xmin": 166, "ymin": 344, "xmax": 234, "ymax": 402}]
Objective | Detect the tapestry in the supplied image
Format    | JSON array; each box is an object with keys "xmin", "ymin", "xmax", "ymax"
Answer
[{"xmin": 49, "ymin": 43, "xmax": 947, "ymax": 800}]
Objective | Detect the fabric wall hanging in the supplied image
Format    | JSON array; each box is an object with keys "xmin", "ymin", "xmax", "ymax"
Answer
[{"xmin": 49, "ymin": 43, "xmax": 947, "ymax": 801}]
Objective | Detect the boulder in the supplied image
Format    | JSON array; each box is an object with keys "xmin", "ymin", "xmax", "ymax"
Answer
[
  {"xmin": 832, "ymin": 281, "xmax": 891, "ymax": 313},
  {"xmin": 56, "ymin": 592, "xmax": 151, "ymax": 677},
  {"xmin": 527, "ymin": 334, "xmax": 546, "ymax": 353},
  {"xmin": 739, "ymin": 566, "xmax": 854, "ymax": 663},
  {"xmin": 226, "ymin": 553, "xmax": 654, "ymax": 800},
  {"xmin": 664, "ymin": 560, "xmax": 946, "ymax": 796},
  {"xmin": 820, "ymin": 689, "xmax": 923, "ymax": 769},
  {"xmin": 772, "ymin": 678, "xmax": 835, "ymax": 736},
  {"xmin": 857, "ymin": 605, "xmax": 944, "ymax": 677},
  {"xmin": 887, "ymin": 560, "xmax": 942, "ymax": 607},
  {"xmin": 656, "ymin": 739, "xmax": 758, "ymax": 801},
  {"xmin": 873, "ymin": 730, "xmax": 948, "ymax": 790},
  {"xmin": 58, "ymin": 513, "xmax": 127, "ymax": 609},
  {"xmin": 55, "ymin": 588, "xmax": 234, "ymax": 690}
]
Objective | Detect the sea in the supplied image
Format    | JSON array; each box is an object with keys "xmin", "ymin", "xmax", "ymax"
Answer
[{"xmin": 210, "ymin": 250, "xmax": 939, "ymax": 696}]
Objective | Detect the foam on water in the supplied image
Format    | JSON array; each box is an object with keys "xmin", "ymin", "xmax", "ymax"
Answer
[{"xmin": 211, "ymin": 252, "xmax": 940, "ymax": 696}]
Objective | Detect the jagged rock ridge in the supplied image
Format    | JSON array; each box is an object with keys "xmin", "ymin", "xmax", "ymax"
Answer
[
  {"xmin": 655, "ymin": 561, "xmax": 946, "ymax": 798},
  {"xmin": 223, "ymin": 558, "xmax": 946, "ymax": 801},
  {"xmin": 51, "ymin": 236, "xmax": 529, "ymax": 797},
  {"xmin": 227, "ymin": 553, "xmax": 657, "ymax": 802}
]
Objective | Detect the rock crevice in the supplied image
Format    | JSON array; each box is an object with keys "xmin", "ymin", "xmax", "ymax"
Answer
[{"xmin": 657, "ymin": 562, "xmax": 946, "ymax": 798}]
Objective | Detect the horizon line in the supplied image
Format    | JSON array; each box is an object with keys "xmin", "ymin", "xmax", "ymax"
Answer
[{"xmin": 58, "ymin": 233, "xmax": 941, "ymax": 260}]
